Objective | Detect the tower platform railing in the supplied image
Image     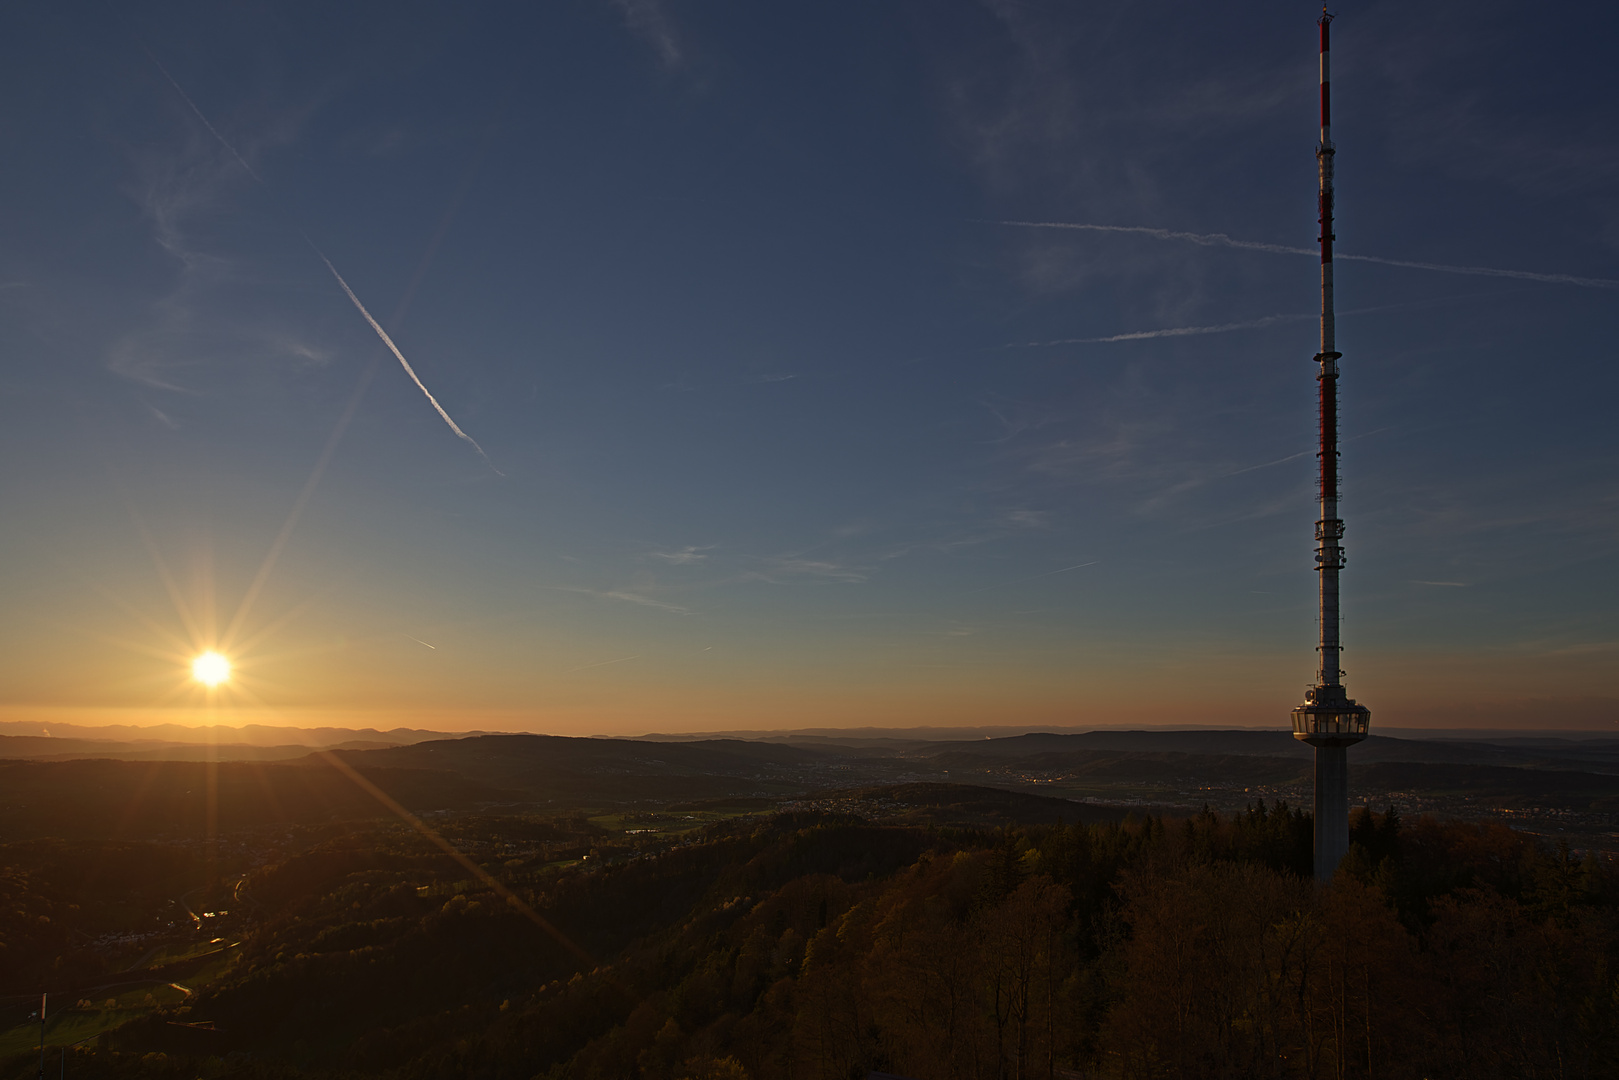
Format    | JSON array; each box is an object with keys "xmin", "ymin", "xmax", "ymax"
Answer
[{"xmin": 1292, "ymin": 688, "xmax": 1370, "ymax": 746}]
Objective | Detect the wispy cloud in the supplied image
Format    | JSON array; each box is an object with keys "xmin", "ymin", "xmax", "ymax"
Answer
[
  {"xmin": 107, "ymin": 141, "xmax": 328, "ymax": 393},
  {"xmin": 920, "ymin": 508, "xmax": 1056, "ymax": 554},
  {"xmin": 811, "ymin": 506, "xmax": 1062, "ymax": 568},
  {"xmin": 1367, "ymin": 8, "xmax": 1619, "ymax": 207},
  {"xmin": 940, "ymin": 2, "xmax": 1290, "ymax": 210},
  {"xmin": 602, "ymin": 589, "xmax": 694, "ymax": 614},
  {"xmin": 143, "ymin": 401, "xmax": 179, "ymax": 429},
  {"xmin": 744, "ymin": 557, "xmax": 869, "ymax": 585},
  {"xmin": 548, "ymin": 584, "xmax": 695, "ymax": 614},
  {"xmin": 989, "ymin": 378, "xmax": 1318, "ymax": 522},
  {"xmin": 1022, "ymin": 416, "xmax": 1181, "ymax": 489},
  {"xmin": 999, "ymin": 220, "xmax": 1619, "ymax": 290},
  {"xmin": 1005, "ymin": 509, "xmax": 1049, "ymax": 529},
  {"xmin": 608, "ymin": 0, "xmax": 683, "ymax": 67},
  {"xmin": 649, "ymin": 545, "xmax": 714, "ymax": 565},
  {"xmin": 278, "ymin": 338, "xmax": 330, "ymax": 366}
]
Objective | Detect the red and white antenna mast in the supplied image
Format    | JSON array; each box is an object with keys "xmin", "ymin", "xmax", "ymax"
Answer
[{"xmin": 1292, "ymin": 8, "xmax": 1371, "ymax": 882}]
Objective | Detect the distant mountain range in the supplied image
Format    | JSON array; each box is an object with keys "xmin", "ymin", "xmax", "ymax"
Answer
[
  {"xmin": 5, "ymin": 719, "xmax": 1617, "ymax": 762},
  {"xmin": 0, "ymin": 720, "xmax": 467, "ymax": 745},
  {"xmin": 0, "ymin": 720, "xmax": 472, "ymax": 762}
]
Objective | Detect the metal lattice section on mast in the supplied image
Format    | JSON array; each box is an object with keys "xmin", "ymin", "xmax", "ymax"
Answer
[{"xmin": 1292, "ymin": 10, "xmax": 1370, "ymax": 882}]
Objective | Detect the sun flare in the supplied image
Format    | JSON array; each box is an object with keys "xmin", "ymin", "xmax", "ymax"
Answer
[{"xmin": 191, "ymin": 651, "xmax": 231, "ymax": 687}]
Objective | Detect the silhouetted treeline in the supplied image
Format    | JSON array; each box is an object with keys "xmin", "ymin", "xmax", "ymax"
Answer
[{"xmin": 9, "ymin": 802, "xmax": 1619, "ymax": 1080}]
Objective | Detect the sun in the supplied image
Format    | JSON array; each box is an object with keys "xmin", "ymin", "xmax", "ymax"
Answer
[{"xmin": 191, "ymin": 651, "xmax": 232, "ymax": 687}]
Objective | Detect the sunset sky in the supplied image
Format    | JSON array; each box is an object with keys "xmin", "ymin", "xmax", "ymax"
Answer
[{"xmin": 2, "ymin": 1, "xmax": 1615, "ymax": 735}]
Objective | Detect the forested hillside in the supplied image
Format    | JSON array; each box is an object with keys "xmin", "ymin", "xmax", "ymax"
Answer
[{"xmin": 6, "ymin": 797, "xmax": 1615, "ymax": 1080}]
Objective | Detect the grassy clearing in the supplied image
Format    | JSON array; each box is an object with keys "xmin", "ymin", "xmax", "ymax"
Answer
[
  {"xmin": 180, "ymin": 949, "xmax": 240, "ymax": 986},
  {"xmin": 0, "ymin": 990, "xmax": 174, "ymax": 1059},
  {"xmin": 0, "ymin": 975, "xmax": 209, "ymax": 1057},
  {"xmin": 142, "ymin": 937, "xmax": 231, "ymax": 968}
]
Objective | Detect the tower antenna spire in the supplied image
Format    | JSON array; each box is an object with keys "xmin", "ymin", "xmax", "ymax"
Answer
[{"xmin": 1293, "ymin": 7, "xmax": 1371, "ymax": 882}]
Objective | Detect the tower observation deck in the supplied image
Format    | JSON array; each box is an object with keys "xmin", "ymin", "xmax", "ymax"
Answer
[{"xmin": 1292, "ymin": 11, "xmax": 1370, "ymax": 882}]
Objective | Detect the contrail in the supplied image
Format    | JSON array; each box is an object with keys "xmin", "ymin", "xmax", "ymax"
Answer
[
  {"xmin": 998, "ymin": 220, "xmax": 1619, "ymax": 290},
  {"xmin": 1335, "ymin": 252, "xmax": 1619, "ymax": 290},
  {"xmin": 135, "ymin": 40, "xmax": 498, "ymax": 469},
  {"xmin": 135, "ymin": 41, "xmax": 264, "ymax": 184},
  {"xmin": 1009, "ymin": 313, "xmax": 1311, "ymax": 347},
  {"xmin": 218, "ymin": 130, "xmax": 504, "ymax": 648},
  {"xmin": 406, "ymin": 636, "xmax": 438, "ymax": 650},
  {"xmin": 1002, "ymin": 220, "xmax": 1314, "ymax": 257},
  {"xmin": 1006, "ymin": 294, "xmax": 1534, "ymax": 351},
  {"xmin": 316, "ymin": 252, "xmax": 500, "ymax": 471},
  {"xmin": 1227, "ymin": 450, "xmax": 1310, "ymax": 476}
]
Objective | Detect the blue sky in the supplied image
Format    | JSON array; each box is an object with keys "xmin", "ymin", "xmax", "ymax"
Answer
[{"xmin": 1, "ymin": 0, "xmax": 1615, "ymax": 733}]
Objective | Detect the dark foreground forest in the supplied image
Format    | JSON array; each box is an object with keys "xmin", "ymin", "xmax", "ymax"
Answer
[{"xmin": 4, "ymin": 793, "xmax": 1617, "ymax": 1080}]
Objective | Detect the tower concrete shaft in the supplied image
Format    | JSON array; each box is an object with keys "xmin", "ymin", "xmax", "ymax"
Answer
[{"xmin": 1292, "ymin": 11, "xmax": 1370, "ymax": 882}]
